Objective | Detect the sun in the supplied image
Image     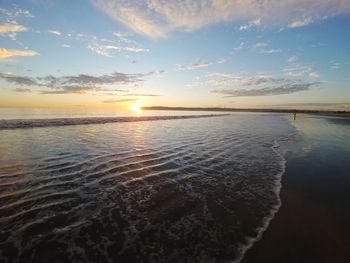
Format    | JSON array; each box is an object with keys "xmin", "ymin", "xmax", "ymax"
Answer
[{"xmin": 131, "ymin": 103, "xmax": 141, "ymax": 111}]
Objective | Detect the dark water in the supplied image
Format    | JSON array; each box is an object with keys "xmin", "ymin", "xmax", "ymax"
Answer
[{"xmin": 0, "ymin": 113, "xmax": 294, "ymax": 262}]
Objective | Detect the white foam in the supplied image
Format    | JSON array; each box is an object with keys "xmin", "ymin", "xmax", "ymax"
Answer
[
  {"xmin": 233, "ymin": 139, "xmax": 289, "ymax": 263},
  {"xmin": 0, "ymin": 114, "xmax": 228, "ymax": 130}
]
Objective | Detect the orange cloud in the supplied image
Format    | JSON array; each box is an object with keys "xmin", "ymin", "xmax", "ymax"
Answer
[
  {"xmin": 0, "ymin": 48, "xmax": 39, "ymax": 58},
  {"xmin": 0, "ymin": 23, "xmax": 27, "ymax": 34}
]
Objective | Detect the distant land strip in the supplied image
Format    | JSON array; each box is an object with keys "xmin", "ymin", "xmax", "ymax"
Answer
[
  {"xmin": 143, "ymin": 106, "xmax": 350, "ymax": 116},
  {"xmin": 0, "ymin": 114, "xmax": 228, "ymax": 130}
]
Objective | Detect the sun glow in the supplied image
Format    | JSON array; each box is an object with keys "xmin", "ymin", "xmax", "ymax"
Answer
[{"xmin": 131, "ymin": 103, "xmax": 141, "ymax": 111}]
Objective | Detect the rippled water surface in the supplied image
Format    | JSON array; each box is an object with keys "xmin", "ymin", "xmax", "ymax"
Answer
[{"xmin": 0, "ymin": 113, "xmax": 294, "ymax": 262}]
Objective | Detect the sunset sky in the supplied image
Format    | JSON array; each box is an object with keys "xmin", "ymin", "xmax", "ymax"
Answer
[{"xmin": 1, "ymin": 0, "xmax": 350, "ymax": 110}]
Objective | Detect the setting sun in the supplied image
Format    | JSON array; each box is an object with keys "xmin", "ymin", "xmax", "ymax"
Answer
[{"xmin": 131, "ymin": 103, "xmax": 141, "ymax": 111}]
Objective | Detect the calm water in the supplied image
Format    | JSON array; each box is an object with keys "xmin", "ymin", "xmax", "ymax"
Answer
[
  {"xmin": 0, "ymin": 111, "xmax": 294, "ymax": 262},
  {"xmin": 0, "ymin": 108, "xmax": 223, "ymax": 120}
]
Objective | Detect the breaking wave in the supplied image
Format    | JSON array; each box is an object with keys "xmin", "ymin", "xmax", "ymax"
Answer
[{"xmin": 0, "ymin": 114, "xmax": 228, "ymax": 130}]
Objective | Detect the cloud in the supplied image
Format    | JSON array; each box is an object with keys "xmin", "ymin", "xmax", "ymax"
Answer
[
  {"xmin": 64, "ymin": 31, "xmax": 149, "ymax": 56},
  {"xmin": 0, "ymin": 70, "xmax": 162, "ymax": 94},
  {"xmin": 103, "ymin": 98, "xmax": 137, "ymax": 103},
  {"xmin": 124, "ymin": 93, "xmax": 160, "ymax": 97},
  {"xmin": 233, "ymin": 41, "xmax": 245, "ymax": 51},
  {"xmin": 176, "ymin": 57, "xmax": 226, "ymax": 71},
  {"xmin": 212, "ymin": 82, "xmax": 317, "ymax": 97},
  {"xmin": 253, "ymin": 41, "xmax": 282, "ymax": 54},
  {"xmin": 88, "ymin": 40, "xmax": 149, "ymax": 56},
  {"xmin": 124, "ymin": 47, "xmax": 149, "ymax": 52},
  {"xmin": 309, "ymin": 72, "xmax": 320, "ymax": 78},
  {"xmin": 88, "ymin": 42, "xmax": 118, "ymax": 56},
  {"xmin": 193, "ymin": 73, "xmax": 290, "ymax": 88},
  {"xmin": 287, "ymin": 56, "xmax": 298, "ymax": 63},
  {"xmin": 254, "ymin": 42, "xmax": 268, "ymax": 48},
  {"xmin": 0, "ymin": 72, "xmax": 37, "ymax": 85},
  {"xmin": 283, "ymin": 56, "xmax": 320, "ymax": 79},
  {"xmin": 0, "ymin": 48, "xmax": 39, "ymax": 58},
  {"xmin": 92, "ymin": 0, "xmax": 350, "ymax": 38},
  {"xmin": 330, "ymin": 62, "xmax": 340, "ymax": 70},
  {"xmin": 0, "ymin": 6, "xmax": 34, "ymax": 21},
  {"xmin": 189, "ymin": 71, "xmax": 319, "ymax": 97},
  {"xmin": 239, "ymin": 18, "xmax": 261, "ymax": 31},
  {"xmin": 13, "ymin": 87, "xmax": 32, "ymax": 92},
  {"xmin": 177, "ymin": 62, "xmax": 210, "ymax": 71},
  {"xmin": 288, "ymin": 17, "xmax": 313, "ymax": 28},
  {"xmin": 62, "ymin": 44, "xmax": 70, "ymax": 48},
  {"xmin": 40, "ymin": 85, "xmax": 95, "ymax": 94},
  {"xmin": 0, "ymin": 7, "xmax": 33, "ymax": 40},
  {"xmin": 48, "ymin": 30, "xmax": 61, "ymax": 36},
  {"xmin": 259, "ymin": 48, "xmax": 282, "ymax": 54},
  {"xmin": 0, "ymin": 23, "xmax": 27, "ymax": 36}
]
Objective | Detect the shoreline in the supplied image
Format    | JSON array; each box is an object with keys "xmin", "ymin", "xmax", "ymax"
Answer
[
  {"xmin": 233, "ymin": 139, "xmax": 288, "ymax": 263},
  {"xmin": 142, "ymin": 106, "xmax": 350, "ymax": 118},
  {"xmin": 241, "ymin": 114, "xmax": 350, "ymax": 263}
]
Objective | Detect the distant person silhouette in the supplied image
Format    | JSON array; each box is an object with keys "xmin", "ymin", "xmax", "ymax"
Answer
[{"xmin": 293, "ymin": 111, "xmax": 297, "ymax": 120}]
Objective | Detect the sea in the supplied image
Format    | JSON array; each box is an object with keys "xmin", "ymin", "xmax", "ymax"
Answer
[{"xmin": 0, "ymin": 108, "xmax": 298, "ymax": 262}]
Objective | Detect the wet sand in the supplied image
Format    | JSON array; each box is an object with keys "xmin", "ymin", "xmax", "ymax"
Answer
[{"xmin": 242, "ymin": 115, "xmax": 350, "ymax": 263}]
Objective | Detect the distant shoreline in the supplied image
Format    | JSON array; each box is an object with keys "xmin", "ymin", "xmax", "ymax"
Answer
[{"xmin": 142, "ymin": 106, "xmax": 350, "ymax": 118}]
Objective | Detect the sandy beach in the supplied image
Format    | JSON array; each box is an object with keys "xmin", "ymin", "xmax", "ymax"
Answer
[{"xmin": 242, "ymin": 115, "xmax": 350, "ymax": 263}]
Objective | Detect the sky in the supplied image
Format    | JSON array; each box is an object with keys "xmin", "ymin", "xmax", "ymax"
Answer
[{"xmin": 0, "ymin": 0, "xmax": 350, "ymax": 110}]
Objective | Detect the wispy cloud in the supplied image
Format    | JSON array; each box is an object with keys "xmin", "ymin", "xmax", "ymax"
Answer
[
  {"xmin": 254, "ymin": 42, "xmax": 268, "ymax": 48},
  {"xmin": 13, "ymin": 87, "xmax": 32, "ymax": 92},
  {"xmin": 0, "ymin": 72, "xmax": 37, "ymax": 85},
  {"xmin": 0, "ymin": 23, "xmax": 27, "ymax": 39},
  {"xmin": 188, "ymin": 71, "xmax": 319, "ymax": 97},
  {"xmin": 103, "ymin": 98, "xmax": 137, "ymax": 103},
  {"xmin": 192, "ymin": 73, "xmax": 290, "ymax": 88},
  {"xmin": 87, "ymin": 38, "xmax": 149, "ymax": 56},
  {"xmin": 239, "ymin": 18, "xmax": 262, "ymax": 31},
  {"xmin": 0, "ymin": 70, "xmax": 163, "ymax": 94},
  {"xmin": 0, "ymin": 6, "xmax": 33, "ymax": 39},
  {"xmin": 124, "ymin": 93, "xmax": 160, "ymax": 97},
  {"xmin": 48, "ymin": 30, "xmax": 61, "ymax": 36},
  {"xmin": 259, "ymin": 48, "xmax": 282, "ymax": 54},
  {"xmin": 253, "ymin": 41, "xmax": 282, "ymax": 54},
  {"xmin": 92, "ymin": 0, "xmax": 350, "ymax": 38},
  {"xmin": 283, "ymin": 56, "xmax": 320, "ymax": 79},
  {"xmin": 212, "ymin": 82, "xmax": 318, "ymax": 97},
  {"xmin": 0, "ymin": 48, "xmax": 39, "ymax": 58},
  {"xmin": 288, "ymin": 17, "xmax": 313, "ymax": 28},
  {"xmin": 123, "ymin": 47, "xmax": 149, "ymax": 52},
  {"xmin": 177, "ymin": 58, "xmax": 226, "ymax": 71},
  {"xmin": 330, "ymin": 62, "xmax": 340, "ymax": 70},
  {"xmin": 233, "ymin": 41, "xmax": 246, "ymax": 51},
  {"xmin": 0, "ymin": 6, "xmax": 34, "ymax": 22},
  {"xmin": 308, "ymin": 72, "xmax": 320, "ymax": 78},
  {"xmin": 177, "ymin": 62, "xmax": 209, "ymax": 71},
  {"xmin": 287, "ymin": 56, "xmax": 298, "ymax": 63}
]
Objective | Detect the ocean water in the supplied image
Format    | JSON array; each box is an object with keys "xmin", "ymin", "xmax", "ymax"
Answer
[
  {"xmin": 0, "ymin": 111, "xmax": 295, "ymax": 262},
  {"xmin": 0, "ymin": 108, "xmax": 221, "ymax": 120}
]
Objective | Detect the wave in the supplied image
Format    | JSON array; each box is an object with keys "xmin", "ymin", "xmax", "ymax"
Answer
[
  {"xmin": 0, "ymin": 114, "xmax": 295, "ymax": 262},
  {"xmin": 0, "ymin": 114, "xmax": 228, "ymax": 130}
]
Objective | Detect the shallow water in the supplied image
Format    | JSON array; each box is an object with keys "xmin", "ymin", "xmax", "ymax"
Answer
[
  {"xmin": 0, "ymin": 113, "xmax": 294, "ymax": 262},
  {"xmin": 241, "ymin": 114, "xmax": 350, "ymax": 263}
]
